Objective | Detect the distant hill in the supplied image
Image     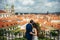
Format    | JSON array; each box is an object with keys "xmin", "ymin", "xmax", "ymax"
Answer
[
  {"xmin": 51, "ymin": 12, "xmax": 60, "ymax": 15},
  {"xmin": 15, "ymin": 12, "xmax": 60, "ymax": 15}
]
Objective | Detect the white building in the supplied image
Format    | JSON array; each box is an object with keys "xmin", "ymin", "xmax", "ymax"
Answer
[{"xmin": 0, "ymin": 10, "xmax": 12, "ymax": 18}]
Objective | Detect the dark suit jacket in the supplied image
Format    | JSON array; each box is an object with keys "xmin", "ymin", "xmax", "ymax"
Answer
[{"xmin": 25, "ymin": 23, "xmax": 32, "ymax": 39}]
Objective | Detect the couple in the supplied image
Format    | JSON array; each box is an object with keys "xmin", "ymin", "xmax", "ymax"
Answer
[{"xmin": 25, "ymin": 20, "xmax": 38, "ymax": 40}]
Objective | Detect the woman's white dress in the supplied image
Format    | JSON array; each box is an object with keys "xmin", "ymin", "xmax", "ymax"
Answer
[{"xmin": 32, "ymin": 28, "xmax": 38, "ymax": 40}]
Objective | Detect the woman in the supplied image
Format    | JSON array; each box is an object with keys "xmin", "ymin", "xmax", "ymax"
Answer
[{"xmin": 30, "ymin": 23, "xmax": 38, "ymax": 40}]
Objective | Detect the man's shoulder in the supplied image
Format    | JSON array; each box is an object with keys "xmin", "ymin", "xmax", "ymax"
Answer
[
  {"xmin": 27, "ymin": 23, "xmax": 31, "ymax": 25},
  {"xmin": 26, "ymin": 23, "xmax": 32, "ymax": 26}
]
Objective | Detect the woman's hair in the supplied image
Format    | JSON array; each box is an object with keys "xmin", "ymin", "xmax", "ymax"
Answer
[
  {"xmin": 32, "ymin": 23, "xmax": 37, "ymax": 28},
  {"xmin": 32, "ymin": 23, "xmax": 39, "ymax": 36}
]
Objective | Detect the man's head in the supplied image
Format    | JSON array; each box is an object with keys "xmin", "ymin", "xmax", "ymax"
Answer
[{"xmin": 30, "ymin": 20, "xmax": 34, "ymax": 24}]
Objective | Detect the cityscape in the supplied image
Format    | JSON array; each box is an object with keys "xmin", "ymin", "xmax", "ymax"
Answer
[{"xmin": 0, "ymin": 0, "xmax": 60, "ymax": 40}]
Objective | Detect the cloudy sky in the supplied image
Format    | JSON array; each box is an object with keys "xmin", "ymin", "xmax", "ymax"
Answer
[{"xmin": 0, "ymin": 0, "xmax": 60, "ymax": 13}]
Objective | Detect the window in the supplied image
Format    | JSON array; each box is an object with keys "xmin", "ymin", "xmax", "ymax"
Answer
[{"xmin": 2, "ymin": 25, "xmax": 4, "ymax": 27}]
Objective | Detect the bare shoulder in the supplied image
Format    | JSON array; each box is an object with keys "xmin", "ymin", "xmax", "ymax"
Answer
[{"xmin": 33, "ymin": 28, "xmax": 37, "ymax": 31}]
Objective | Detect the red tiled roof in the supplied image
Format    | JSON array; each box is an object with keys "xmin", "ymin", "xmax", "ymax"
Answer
[
  {"xmin": 0, "ymin": 10, "xmax": 6, "ymax": 13},
  {"xmin": 41, "ymin": 27, "xmax": 47, "ymax": 31},
  {"xmin": 0, "ymin": 14, "xmax": 60, "ymax": 30}
]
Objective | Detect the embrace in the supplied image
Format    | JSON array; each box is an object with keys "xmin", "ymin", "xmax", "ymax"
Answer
[{"xmin": 25, "ymin": 20, "xmax": 39, "ymax": 40}]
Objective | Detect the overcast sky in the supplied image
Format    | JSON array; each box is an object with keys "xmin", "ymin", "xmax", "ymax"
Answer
[{"xmin": 0, "ymin": 0, "xmax": 60, "ymax": 13}]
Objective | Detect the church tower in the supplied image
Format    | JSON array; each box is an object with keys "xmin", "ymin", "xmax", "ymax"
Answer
[
  {"xmin": 4, "ymin": 4, "xmax": 10, "ymax": 13},
  {"xmin": 11, "ymin": 4, "xmax": 15, "ymax": 15}
]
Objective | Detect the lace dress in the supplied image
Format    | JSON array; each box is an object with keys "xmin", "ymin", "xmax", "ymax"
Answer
[{"xmin": 32, "ymin": 28, "xmax": 38, "ymax": 40}]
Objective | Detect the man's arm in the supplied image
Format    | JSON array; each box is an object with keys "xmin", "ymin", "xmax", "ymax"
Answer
[{"xmin": 29, "ymin": 24, "xmax": 32, "ymax": 32}]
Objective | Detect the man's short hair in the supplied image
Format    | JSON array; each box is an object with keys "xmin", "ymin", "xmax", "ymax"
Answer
[{"xmin": 30, "ymin": 20, "xmax": 34, "ymax": 23}]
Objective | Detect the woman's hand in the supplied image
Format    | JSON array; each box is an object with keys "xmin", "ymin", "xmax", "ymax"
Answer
[{"xmin": 30, "ymin": 32, "xmax": 33, "ymax": 34}]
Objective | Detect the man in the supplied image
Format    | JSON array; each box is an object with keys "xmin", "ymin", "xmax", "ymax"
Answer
[{"xmin": 25, "ymin": 20, "xmax": 34, "ymax": 40}]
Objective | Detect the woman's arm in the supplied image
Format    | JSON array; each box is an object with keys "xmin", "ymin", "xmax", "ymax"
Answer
[
  {"xmin": 33, "ymin": 28, "xmax": 37, "ymax": 36},
  {"xmin": 30, "ymin": 28, "xmax": 37, "ymax": 36}
]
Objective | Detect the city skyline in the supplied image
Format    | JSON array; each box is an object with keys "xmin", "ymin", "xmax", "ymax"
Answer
[{"xmin": 0, "ymin": 0, "xmax": 60, "ymax": 13}]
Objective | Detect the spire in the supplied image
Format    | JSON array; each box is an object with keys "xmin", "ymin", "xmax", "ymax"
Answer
[
  {"xmin": 47, "ymin": 11, "xmax": 49, "ymax": 14},
  {"xmin": 11, "ymin": 4, "xmax": 14, "ymax": 14},
  {"xmin": 4, "ymin": 4, "xmax": 9, "ymax": 13}
]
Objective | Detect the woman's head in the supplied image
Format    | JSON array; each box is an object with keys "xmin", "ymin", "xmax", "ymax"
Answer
[
  {"xmin": 32, "ymin": 23, "xmax": 37, "ymax": 28},
  {"xmin": 32, "ymin": 23, "xmax": 40, "ymax": 36}
]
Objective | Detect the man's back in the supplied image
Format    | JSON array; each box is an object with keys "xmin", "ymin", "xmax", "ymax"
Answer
[
  {"xmin": 25, "ymin": 23, "xmax": 32, "ymax": 40},
  {"xmin": 26, "ymin": 23, "xmax": 32, "ymax": 33}
]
